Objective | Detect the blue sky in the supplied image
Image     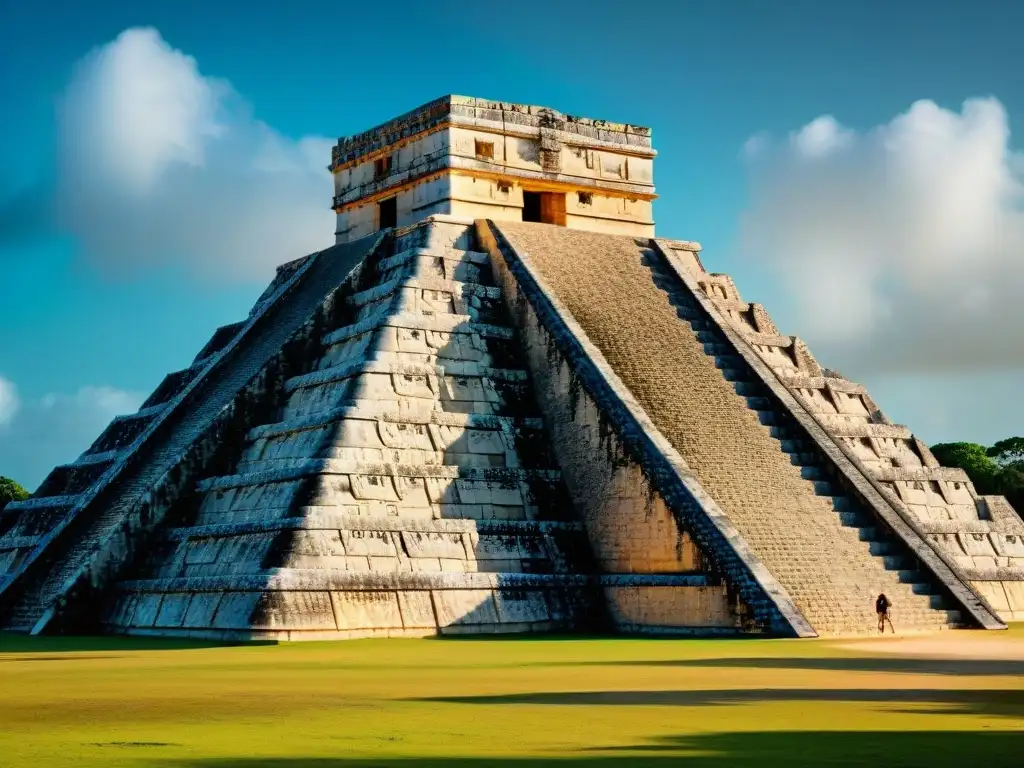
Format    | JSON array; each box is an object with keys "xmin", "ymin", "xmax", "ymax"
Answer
[{"xmin": 1, "ymin": 0, "xmax": 1022, "ymax": 488}]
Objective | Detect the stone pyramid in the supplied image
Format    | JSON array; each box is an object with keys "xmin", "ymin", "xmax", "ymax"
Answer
[{"xmin": 1, "ymin": 96, "xmax": 1020, "ymax": 639}]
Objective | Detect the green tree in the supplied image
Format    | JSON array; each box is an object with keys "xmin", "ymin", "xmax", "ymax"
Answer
[
  {"xmin": 987, "ymin": 437, "xmax": 1024, "ymax": 468},
  {"xmin": 995, "ymin": 462, "xmax": 1024, "ymax": 514},
  {"xmin": 930, "ymin": 442, "xmax": 1001, "ymax": 494},
  {"xmin": 0, "ymin": 476, "xmax": 29, "ymax": 510}
]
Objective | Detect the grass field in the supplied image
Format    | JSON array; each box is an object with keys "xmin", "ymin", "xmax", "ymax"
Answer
[{"xmin": 2, "ymin": 628, "xmax": 1023, "ymax": 767}]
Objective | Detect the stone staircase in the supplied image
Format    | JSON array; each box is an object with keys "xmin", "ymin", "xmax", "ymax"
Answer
[
  {"xmin": 492, "ymin": 222, "xmax": 977, "ymax": 635},
  {"xmin": 695, "ymin": 322, "xmax": 962, "ymax": 633},
  {"xmin": 666, "ymin": 246, "xmax": 1022, "ymax": 624}
]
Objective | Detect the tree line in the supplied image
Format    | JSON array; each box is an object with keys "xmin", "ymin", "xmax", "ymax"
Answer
[{"xmin": 0, "ymin": 476, "xmax": 29, "ymax": 510}]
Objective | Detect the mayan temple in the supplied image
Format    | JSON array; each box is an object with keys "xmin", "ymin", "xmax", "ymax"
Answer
[{"xmin": 2, "ymin": 95, "xmax": 1022, "ymax": 640}]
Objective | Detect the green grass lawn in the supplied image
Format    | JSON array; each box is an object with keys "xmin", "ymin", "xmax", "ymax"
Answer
[{"xmin": 1, "ymin": 628, "xmax": 1022, "ymax": 767}]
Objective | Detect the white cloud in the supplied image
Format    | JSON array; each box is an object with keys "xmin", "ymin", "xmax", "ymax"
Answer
[
  {"xmin": 0, "ymin": 382, "xmax": 144, "ymax": 491},
  {"xmin": 739, "ymin": 97, "xmax": 1024, "ymax": 376},
  {"xmin": 790, "ymin": 115, "xmax": 854, "ymax": 158},
  {"xmin": 55, "ymin": 27, "xmax": 335, "ymax": 281},
  {"xmin": 0, "ymin": 376, "xmax": 19, "ymax": 426}
]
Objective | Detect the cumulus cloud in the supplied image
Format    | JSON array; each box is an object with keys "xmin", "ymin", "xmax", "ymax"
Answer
[
  {"xmin": 55, "ymin": 27, "xmax": 335, "ymax": 281},
  {"xmin": 739, "ymin": 97, "xmax": 1024, "ymax": 376},
  {"xmin": 0, "ymin": 378, "xmax": 144, "ymax": 491}
]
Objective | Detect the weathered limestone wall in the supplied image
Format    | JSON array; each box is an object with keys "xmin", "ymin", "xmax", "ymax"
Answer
[
  {"xmin": 478, "ymin": 220, "xmax": 816, "ymax": 636},
  {"xmin": 656, "ymin": 238, "xmax": 1022, "ymax": 623},
  {"xmin": 333, "ymin": 96, "xmax": 657, "ymax": 243}
]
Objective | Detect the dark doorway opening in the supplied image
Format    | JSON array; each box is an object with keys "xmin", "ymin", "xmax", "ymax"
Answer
[
  {"xmin": 378, "ymin": 197, "xmax": 397, "ymax": 229},
  {"xmin": 522, "ymin": 191, "xmax": 542, "ymax": 223},
  {"xmin": 522, "ymin": 190, "xmax": 566, "ymax": 226}
]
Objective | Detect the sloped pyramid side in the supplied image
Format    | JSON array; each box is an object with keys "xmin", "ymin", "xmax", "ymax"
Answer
[
  {"xmin": 658, "ymin": 240, "xmax": 1024, "ymax": 622},
  {"xmin": 0, "ymin": 237, "xmax": 385, "ymax": 633},
  {"xmin": 487, "ymin": 220, "xmax": 1003, "ymax": 634}
]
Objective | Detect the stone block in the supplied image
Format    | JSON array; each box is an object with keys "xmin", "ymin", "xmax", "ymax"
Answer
[
  {"xmin": 455, "ymin": 479, "xmax": 523, "ymax": 506},
  {"xmin": 432, "ymin": 588, "xmax": 499, "ymax": 626},
  {"xmin": 252, "ymin": 591, "xmax": 337, "ymax": 631},
  {"xmin": 212, "ymin": 592, "xmax": 262, "ymax": 629},
  {"xmin": 494, "ymin": 589, "xmax": 550, "ymax": 623},
  {"xmin": 108, "ymin": 593, "xmax": 139, "ymax": 626},
  {"xmin": 182, "ymin": 593, "xmax": 222, "ymax": 628},
  {"xmin": 401, "ymin": 530, "xmax": 468, "ymax": 559},
  {"xmin": 331, "ymin": 591, "xmax": 404, "ymax": 630},
  {"xmin": 378, "ymin": 421, "xmax": 433, "ymax": 450},
  {"xmin": 398, "ymin": 590, "xmax": 437, "ymax": 628},
  {"xmin": 342, "ymin": 529, "xmax": 398, "ymax": 557},
  {"xmin": 132, "ymin": 594, "xmax": 164, "ymax": 627},
  {"xmin": 350, "ymin": 474, "xmax": 399, "ymax": 502},
  {"xmin": 154, "ymin": 593, "xmax": 192, "ymax": 627},
  {"xmin": 290, "ymin": 529, "xmax": 345, "ymax": 556},
  {"xmin": 957, "ymin": 532, "xmax": 998, "ymax": 558},
  {"xmin": 970, "ymin": 581, "xmax": 1010, "ymax": 614},
  {"xmin": 604, "ymin": 585, "xmax": 735, "ymax": 629},
  {"xmin": 991, "ymin": 534, "xmax": 1024, "ymax": 558},
  {"xmin": 1003, "ymin": 581, "xmax": 1024, "ymax": 613}
]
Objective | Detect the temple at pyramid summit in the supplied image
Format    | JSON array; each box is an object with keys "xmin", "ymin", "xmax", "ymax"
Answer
[{"xmin": 3, "ymin": 95, "xmax": 1023, "ymax": 640}]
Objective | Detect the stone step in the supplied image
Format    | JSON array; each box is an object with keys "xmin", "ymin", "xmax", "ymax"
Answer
[
  {"xmin": 349, "ymin": 276, "xmax": 502, "ymax": 309},
  {"xmin": 83, "ymin": 406, "xmax": 166, "ymax": 455},
  {"xmin": 198, "ymin": 462, "xmax": 564, "ymax": 493},
  {"xmin": 787, "ymin": 451, "xmax": 821, "ymax": 467},
  {"xmin": 732, "ymin": 380, "xmax": 765, "ymax": 398},
  {"xmin": 781, "ymin": 374, "xmax": 868, "ymax": 395},
  {"xmin": 350, "ymin": 279, "xmax": 505, "ymax": 326},
  {"xmin": 3, "ymin": 494, "xmax": 80, "ymax": 513},
  {"xmin": 117, "ymin": 569, "xmax": 715, "ymax": 593},
  {"xmin": 247, "ymin": 408, "xmax": 544, "ymax": 443},
  {"xmin": 0, "ymin": 535, "xmax": 41, "ymax": 551},
  {"xmin": 318, "ymin": 340, "xmax": 521, "ymax": 375},
  {"xmin": 60, "ymin": 450, "xmax": 121, "ymax": 468},
  {"xmin": 745, "ymin": 395, "xmax": 775, "ymax": 411},
  {"xmin": 377, "ymin": 248, "xmax": 492, "ymax": 285},
  {"xmin": 744, "ymin": 331, "xmax": 793, "ymax": 349},
  {"xmin": 874, "ymin": 466, "xmax": 972, "ymax": 484},
  {"xmin": 322, "ymin": 311, "xmax": 515, "ymax": 348},
  {"xmin": 798, "ymin": 466, "xmax": 826, "ymax": 481},
  {"xmin": 284, "ymin": 359, "xmax": 528, "ymax": 395},
  {"xmin": 279, "ymin": 362, "xmax": 536, "ymax": 423},
  {"xmin": 867, "ymin": 539, "xmax": 903, "ymax": 557},
  {"xmin": 755, "ymin": 409, "xmax": 787, "ymax": 427},
  {"xmin": 822, "ymin": 422, "xmax": 914, "ymax": 440},
  {"xmin": 702, "ymin": 341, "xmax": 734, "ymax": 357},
  {"xmin": 377, "ymin": 247, "xmax": 490, "ymax": 275},
  {"xmin": 163, "ymin": 517, "xmax": 586, "ymax": 540},
  {"xmin": 193, "ymin": 500, "xmax": 571, "ymax": 526},
  {"xmin": 721, "ymin": 367, "xmax": 753, "ymax": 383}
]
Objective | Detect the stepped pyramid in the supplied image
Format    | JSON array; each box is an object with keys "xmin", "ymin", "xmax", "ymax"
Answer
[{"xmin": 1, "ymin": 95, "xmax": 1021, "ymax": 639}]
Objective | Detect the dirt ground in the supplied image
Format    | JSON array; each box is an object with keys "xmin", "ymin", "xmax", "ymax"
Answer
[{"xmin": 837, "ymin": 625, "xmax": 1024, "ymax": 659}]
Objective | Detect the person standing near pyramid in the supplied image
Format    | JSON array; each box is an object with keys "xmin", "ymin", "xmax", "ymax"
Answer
[{"xmin": 876, "ymin": 593, "xmax": 893, "ymax": 633}]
